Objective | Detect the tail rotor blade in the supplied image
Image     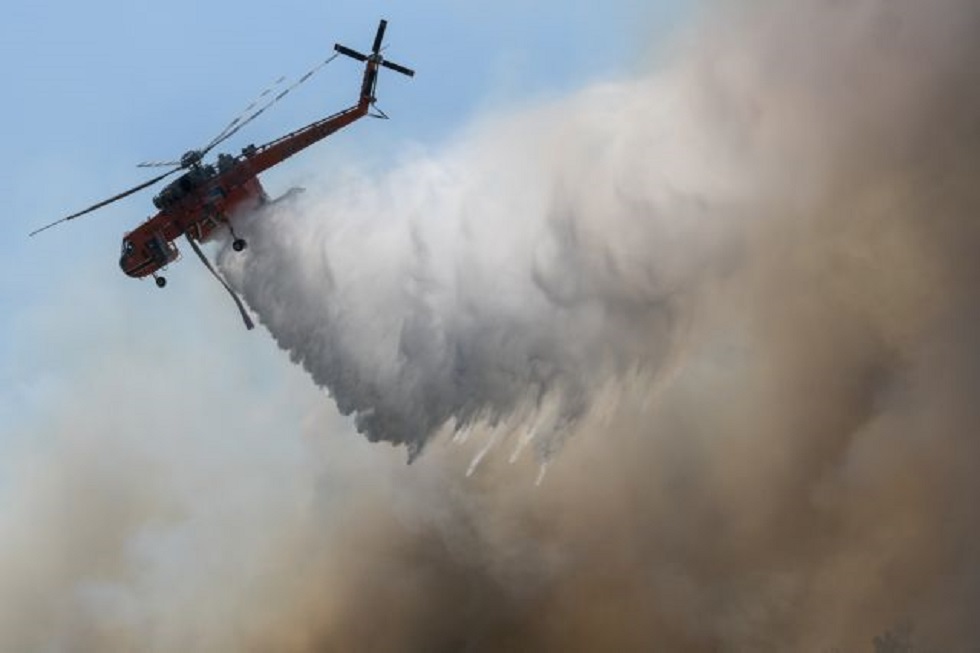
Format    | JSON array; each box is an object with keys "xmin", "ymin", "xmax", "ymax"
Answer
[
  {"xmin": 334, "ymin": 44, "xmax": 367, "ymax": 61},
  {"xmin": 381, "ymin": 60, "xmax": 415, "ymax": 77},
  {"xmin": 372, "ymin": 19, "xmax": 388, "ymax": 54}
]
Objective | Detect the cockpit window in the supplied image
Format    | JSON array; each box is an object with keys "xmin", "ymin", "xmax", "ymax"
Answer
[{"xmin": 121, "ymin": 239, "xmax": 134, "ymax": 257}]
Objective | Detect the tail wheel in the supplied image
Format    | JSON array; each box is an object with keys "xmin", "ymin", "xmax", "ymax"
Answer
[
  {"xmin": 155, "ymin": 276, "xmax": 167, "ymax": 288},
  {"xmin": 233, "ymin": 238, "xmax": 247, "ymax": 252}
]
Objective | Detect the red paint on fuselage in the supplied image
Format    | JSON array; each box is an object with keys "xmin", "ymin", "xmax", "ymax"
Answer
[{"xmin": 119, "ymin": 166, "xmax": 267, "ymax": 278}]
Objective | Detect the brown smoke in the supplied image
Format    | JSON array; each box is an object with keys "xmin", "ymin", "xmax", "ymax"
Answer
[
  {"xmin": 250, "ymin": 1, "xmax": 980, "ymax": 649},
  {"xmin": 5, "ymin": 0, "xmax": 980, "ymax": 650}
]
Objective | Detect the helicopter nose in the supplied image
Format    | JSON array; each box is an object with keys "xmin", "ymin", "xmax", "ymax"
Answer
[{"xmin": 119, "ymin": 252, "xmax": 141, "ymax": 277}]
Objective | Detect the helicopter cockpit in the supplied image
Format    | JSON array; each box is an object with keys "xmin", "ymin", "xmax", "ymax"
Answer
[{"xmin": 119, "ymin": 237, "xmax": 135, "ymax": 264}]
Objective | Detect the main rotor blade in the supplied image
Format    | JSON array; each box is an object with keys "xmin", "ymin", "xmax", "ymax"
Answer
[
  {"xmin": 137, "ymin": 159, "xmax": 181, "ymax": 168},
  {"xmin": 381, "ymin": 59, "xmax": 415, "ymax": 77},
  {"xmin": 372, "ymin": 19, "xmax": 388, "ymax": 54},
  {"xmin": 334, "ymin": 44, "xmax": 367, "ymax": 61},
  {"xmin": 145, "ymin": 46, "xmax": 339, "ymax": 171},
  {"xmin": 199, "ymin": 53, "xmax": 339, "ymax": 158},
  {"xmin": 29, "ymin": 168, "xmax": 179, "ymax": 237},
  {"xmin": 199, "ymin": 75, "xmax": 288, "ymax": 155},
  {"xmin": 137, "ymin": 76, "xmax": 290, "ymax": 169}
]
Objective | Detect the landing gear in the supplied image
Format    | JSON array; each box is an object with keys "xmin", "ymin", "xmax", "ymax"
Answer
[
  {"xmin": 155, "ymin": 275, "xmax": 167, "ymax": 288},
  {"xmin": 228, "ymin": 223, "xmax": 247, "ymax": 252}
]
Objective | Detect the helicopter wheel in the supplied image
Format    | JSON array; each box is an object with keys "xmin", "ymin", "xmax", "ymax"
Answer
[
  {"xmin": 155, "ymin": 276, "xmax": 167, "ymax": 288},
  {"xmin": 232, "ymin": 238, "xmax": 247, "ymax": 252}
]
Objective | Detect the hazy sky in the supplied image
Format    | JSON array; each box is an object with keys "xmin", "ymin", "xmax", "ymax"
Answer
[{"xmin": 0, "ymin": 0, "xmax": 685, "ymax": 435}]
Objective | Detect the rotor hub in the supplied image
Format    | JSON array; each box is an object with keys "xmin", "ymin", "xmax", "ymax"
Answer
[{"xmin": 180, "ymin": 150, "xmax": 203, "ymax": 168}]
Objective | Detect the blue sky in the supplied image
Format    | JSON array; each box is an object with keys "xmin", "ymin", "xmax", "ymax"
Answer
[{"xmin": 0, "ymin": 0, "xmax": 687, "ymax": 437}]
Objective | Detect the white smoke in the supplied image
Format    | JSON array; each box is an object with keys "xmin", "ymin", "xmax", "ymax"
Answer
[{"xmin": 219, "ymin": 65, "xmax": 752, "ymax": 459}]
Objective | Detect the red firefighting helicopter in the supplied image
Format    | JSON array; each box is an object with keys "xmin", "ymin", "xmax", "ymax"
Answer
[{"xmin": 30, "ymin": 19, "xmax": 414, "ymax": 329}]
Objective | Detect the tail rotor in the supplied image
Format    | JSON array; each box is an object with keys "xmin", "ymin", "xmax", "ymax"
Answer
[{"xmin": 334, "ymin": 19, "xmax": 414, "ymax": 103}]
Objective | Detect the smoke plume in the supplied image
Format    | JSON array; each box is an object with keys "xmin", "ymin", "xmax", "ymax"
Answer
[
  {"xmin": 5, "ymin": 0, "xmax": 980, "ymax": 650},
  {"xmin": 218, "ymin": 0, "xmax": 980, "ymax": 647}
]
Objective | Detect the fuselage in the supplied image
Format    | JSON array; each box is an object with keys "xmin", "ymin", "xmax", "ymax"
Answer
[{"xmin": 118, "ymin": 158, "xmax": 267, "ymax": 278}]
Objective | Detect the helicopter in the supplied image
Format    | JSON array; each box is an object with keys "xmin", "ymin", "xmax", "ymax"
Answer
[{"xmin": 29, "ymin": 19, "xmax": 414, "ymax": 329}]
